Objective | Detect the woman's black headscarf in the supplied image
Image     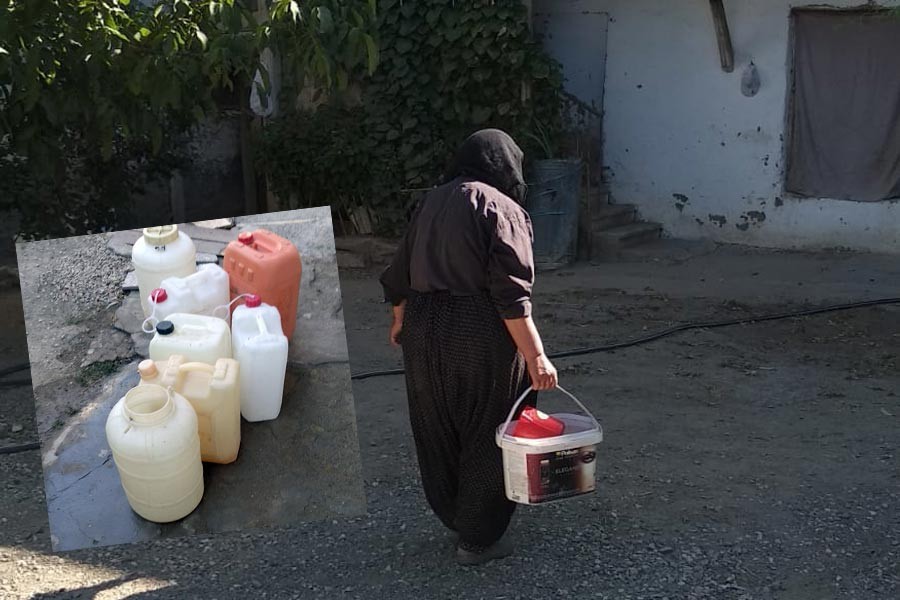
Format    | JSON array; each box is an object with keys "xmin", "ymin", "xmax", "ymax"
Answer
[{"xmin": 444, "ymin": 129, "xmax": 527, "ymax": 205}]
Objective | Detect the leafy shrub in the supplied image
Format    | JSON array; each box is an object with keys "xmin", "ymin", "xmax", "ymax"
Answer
[
  {"xmin": 0, "ymin": 0, "xmax": 378, "ymax": 239},
  {"xmin": 260, "ymin": 0, "xmax": 568, "ymax": 235}
]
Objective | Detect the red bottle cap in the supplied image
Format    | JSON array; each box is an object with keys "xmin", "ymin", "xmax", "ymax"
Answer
[
  {"xmin": 244, "ymin": 294, "xmax": 261, "ymax": 308},
  {"xmin": 238, "ymin": 231, "xmax": 254, "ymax": 245},
  {"xmin": 149, "ymin": 288, "xmax": 167, "ymax": 303}
]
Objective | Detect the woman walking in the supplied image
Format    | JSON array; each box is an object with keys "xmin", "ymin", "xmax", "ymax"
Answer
[{"xmin": 380, "ymin": 129, "xmax": 558, "ymax": 566}]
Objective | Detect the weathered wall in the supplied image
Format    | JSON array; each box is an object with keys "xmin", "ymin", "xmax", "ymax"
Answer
[
  {"xmin": 126, "ymin": 115, "xmax": 246, "ymax": 229},
  {"xmin": 599, "ymin": 0, "xmax": 900, "ymax": 253},
  {"xmin": 179, "ymin": 115, "xmax": 246, "ymax": 221}
]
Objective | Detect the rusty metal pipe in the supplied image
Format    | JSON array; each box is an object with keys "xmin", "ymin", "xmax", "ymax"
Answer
[{"xmin": 709, "ymin": 0, "xmax": 735, "ymax": 72}]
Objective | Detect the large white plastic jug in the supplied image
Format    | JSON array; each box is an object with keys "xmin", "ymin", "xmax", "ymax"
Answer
[
  {"xmin": 152, "ymin": 264, "xmax": 231, "ymax": 323},
  {"xmin": 138, "ymin": 356, "xmax": 241, "ymax": 464},
  {"xmin": 149, "ymin": 313, "xmax": 232, "ymax": 365},
  {"xmin": 232, "ymin": 295, "xmax": 289, "ymax": 422},
  {"xmin": 132, "ymin": 225, "xmax": 197, "ymax": 317},
  {"xmin": 105, "ymin": 384, "xmax": 204, "ymax": 523}
]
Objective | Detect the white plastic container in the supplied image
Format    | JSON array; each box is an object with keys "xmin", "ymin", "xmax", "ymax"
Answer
[
  {"xmin": 231, "ymin": 295, "xmax": 289, "ymax": 422},
  {"xmin": 151, "ymin": 264, "xmax": 231, "ymax": 323},
  {"xmin": 131, "ymin": 225, "xmax": 197, "ymax": 317},
  {"xmin": 105, "ymin": 384, "xmax": 204, "ymax": 523},
  {"xmin": 149, "ymin": 313, "xmax": 232, "ymax": 366},
  {"xmin": 138, "ymin": 356, "xmax": 241, "ymax": 464},
  {"xmin": 496, "ymin": 386, "xmax": 603, "ymax": 505}
]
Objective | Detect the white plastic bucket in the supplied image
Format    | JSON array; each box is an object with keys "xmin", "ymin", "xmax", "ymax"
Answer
[{"xmin": 496, "ymin": 386, "xmax": 603, "ymax": 505}]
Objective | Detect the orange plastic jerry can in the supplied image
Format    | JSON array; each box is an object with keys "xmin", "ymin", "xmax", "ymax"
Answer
[{"xmin": 223, "ymin": 229, "xmax": 302, "ymax": 339}]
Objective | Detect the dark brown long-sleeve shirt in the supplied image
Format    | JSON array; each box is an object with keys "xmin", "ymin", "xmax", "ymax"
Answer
[{"xmin": 380, "ymin": 176, "xmax": 535, "ymax": 319}]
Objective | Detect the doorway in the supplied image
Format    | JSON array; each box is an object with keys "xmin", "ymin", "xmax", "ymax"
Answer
[{"xmin": 533, "ymin": 0, "xmax": 609, "ymax": 186}]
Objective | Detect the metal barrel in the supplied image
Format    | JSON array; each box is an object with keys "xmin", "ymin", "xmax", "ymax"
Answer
[{"xmin": 526, "ymin": 159, "xmax": 583, "ymax": 271}]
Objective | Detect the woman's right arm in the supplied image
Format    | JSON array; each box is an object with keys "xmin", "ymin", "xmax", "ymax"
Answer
[
  {"xmin": 503, "ymin": 316, "xmax": 558, "ymax": 391},
  {"xmin": 487, "ymin": 203, "xmax": 558, "ymax": 390}
]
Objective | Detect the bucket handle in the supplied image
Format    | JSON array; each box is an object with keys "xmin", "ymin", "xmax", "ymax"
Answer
[{"xmin": 500, "ymin": 385, "xmax": 601, "ymax": 439}]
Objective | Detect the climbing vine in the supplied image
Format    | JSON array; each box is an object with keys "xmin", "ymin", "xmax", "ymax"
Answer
[{"xmin": 260, "ymin": 0, "xmax": 569, "ymax": 234}]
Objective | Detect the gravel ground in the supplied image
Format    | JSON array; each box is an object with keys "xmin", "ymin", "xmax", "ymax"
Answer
[
  {"xmin": 1, "ymin": 242, "xmax": 899, "ymax": 599},
  {"xmin": 12, "ymin": 235, "xmax": 135, "ymax": 431},
  {"xmin": 16, "ymin": 233, "xmax": 131, "ymax": 315}
]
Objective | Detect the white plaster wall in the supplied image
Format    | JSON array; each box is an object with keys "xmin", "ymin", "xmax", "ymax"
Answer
[{"xmin": 600, "ymin": 0, "xmax": 900, "ymax": 253}]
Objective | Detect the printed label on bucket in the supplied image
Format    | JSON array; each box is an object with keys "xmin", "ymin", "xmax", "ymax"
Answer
[{"xmin": 525, "ymin": 445, "xmax": 597, "ymax": 504}]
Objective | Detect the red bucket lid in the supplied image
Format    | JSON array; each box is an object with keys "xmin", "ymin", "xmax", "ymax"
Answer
[{"xmin": 511, "ymin": 407, "xmax": 565, "ymax": 438}]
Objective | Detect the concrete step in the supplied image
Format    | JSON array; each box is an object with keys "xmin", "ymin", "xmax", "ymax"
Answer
[
  {"xmin": 192, "ymin": 218, "xmax": 235, "ymax": 230},
  {"xmin": 592, "ymin": 203, "xmax": 636, "ymax": 232},
  {"xmin": 592, "ymin": 221, "xmax": 663, "ymax": 254}
]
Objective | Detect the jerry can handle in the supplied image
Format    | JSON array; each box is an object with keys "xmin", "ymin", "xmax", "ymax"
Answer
[
  {"xmin": 500, "ymin": 385, "xmax": 601, "ymax": 439},
  {"xmin": 178, "ymin": 362, "xmax": 216, "ymax": 374},
  {"xmin": 255, "ymin": 313, "xmax": 270, "ymax": 335}
]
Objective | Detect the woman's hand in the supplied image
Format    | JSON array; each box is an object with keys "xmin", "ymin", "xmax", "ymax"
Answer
[
  {"xmin": 502, "ymin": 315, "xmax": 557, "ymax": 390},
  {"xmin": 389, "ymin": 301, "xmax": 406, "ymax": 347},
  {"xmin": 389, "ymin": 317, "xmax": 403, "ymax": 347},
  {"xmin": 526, "ymin": 353, "xmax": 558, "ymax": 390}
]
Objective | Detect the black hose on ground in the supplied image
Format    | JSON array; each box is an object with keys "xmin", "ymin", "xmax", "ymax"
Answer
[
  {"xmin": 0, "ymin": 378, "xmax": 32, "ymax": 388},
  {"xmin": 350, "ymin": 297, "xmax": 900, "ymax": 379},
  {"xmin": 549, "ymin": 296, "xmax": 900, "ymax": 359},
  {"xmin": 0, "ymin": 363, "xmax": 30, "ymax": 379},
  {"xmin": 0, "ymin": 441, "xmax": 40, "ymax": 455},
  {"xmin": 1, "ymin": 297, "xmax": 898, "ymax": 455}
]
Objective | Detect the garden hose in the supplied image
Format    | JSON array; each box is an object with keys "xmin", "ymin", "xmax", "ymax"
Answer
[
  {"xmin": 0, "ymin": 442, "xmax": 40, "ymax": 455},
  {"xmin": 0, "ymin": 363, "xmax": 30, "ymax": 378},
  {"xmin": 1, "ymin": 296, "xmax": 898, "ymax": 456},
  {"xmin": 350, "ymin": 296, "xmax": 900, "ymax": 378}
]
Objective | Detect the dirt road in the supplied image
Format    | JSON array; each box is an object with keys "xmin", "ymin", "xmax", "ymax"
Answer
[{"xmin": 2, "ymin": 240, "xmax": 898, "ymax": 599}]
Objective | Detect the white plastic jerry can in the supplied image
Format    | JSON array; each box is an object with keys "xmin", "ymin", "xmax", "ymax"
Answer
[
  {"xmin": 138, "ymin": 356, "xmax": 241, "ymax": 464},
  {"xmin": 152, "ymin": 264, "xmax": 231, "ymax": 323},
  {"xmin": 231, "ymin": 294, "xmax": 289, "ymax": 422},
  {"xmin": 105, "ymin": 384, "xmax": 204, "ymax": 523},
  {"xmin": 149, "ymin": 313, "xmax": 232, "ymax": 366},
  {"xmin": 131, "ymin": 225, "xmax": 197, "ymax": 318}
]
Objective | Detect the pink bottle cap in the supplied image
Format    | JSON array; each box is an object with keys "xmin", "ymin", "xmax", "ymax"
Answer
[
  {"xmin": 150, "ymin": 288, "xmax": 167, "ymax": 303},
  {"xmin": 238, "ymin": 231, "xmax": 254, "ymax": 245},
  {"xmin": 244, "ymin": 294, "xmax": 261, "ymax": 308}
]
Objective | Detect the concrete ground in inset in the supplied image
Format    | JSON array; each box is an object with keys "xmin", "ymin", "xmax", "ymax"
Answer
[{"xmin": 12, "ymin": 207, "xmax": 365, "ymax": 552}]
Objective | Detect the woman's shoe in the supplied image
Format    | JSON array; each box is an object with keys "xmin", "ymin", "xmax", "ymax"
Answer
[{"xmin": 455, "ymin": 538, "xmax": 514, "ymax": 566}]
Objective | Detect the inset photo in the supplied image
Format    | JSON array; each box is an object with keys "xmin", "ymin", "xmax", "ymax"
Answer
[{"xmin": 15, "ymin": 207, "xmax": 365, "ymax": 552}]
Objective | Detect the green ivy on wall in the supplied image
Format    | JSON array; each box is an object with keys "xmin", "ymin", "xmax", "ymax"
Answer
[{"xmin": 260, "ymin": 0, "xmax": 568, "ymax": 235}]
